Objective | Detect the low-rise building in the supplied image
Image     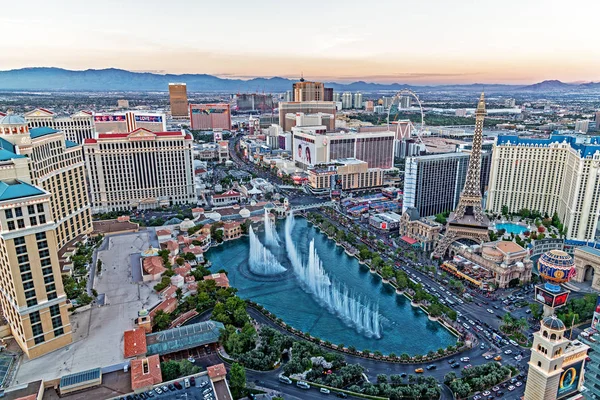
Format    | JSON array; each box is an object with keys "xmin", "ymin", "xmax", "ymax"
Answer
[
  {"xmin": 203, "ymin": 273, "xmax": 230, "ymax": 288},
  {"xmin": 222, "ymin": 221, "xmax": 242, "ymax": 241},
  {"xmin": 211, "ymin": 190, "xmax": 241, "ymax": 207},
  {"xmin": 142, "ymin": 256, "xmax": 166, "ymax": 282},
  {"xmin": 131, "ymin": 355, "xmax": 162, "ymax": 391},
  {"xmin": 450, "ymin": 240, "xmax": 533, "ymax": 289},
  {"xmin": 308, "ymin": 158, "xmax": 383, "ymax": 193},
  {"xmin": 399, "ymin": 207, "xmax": 442, "ymax": 252},
  {"xmin": 369, "ymin": 212, "xmax": 402, "ymax": 231}
]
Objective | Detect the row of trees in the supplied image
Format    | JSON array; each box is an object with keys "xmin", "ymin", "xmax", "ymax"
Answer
[
  {"xmin": 445, "ymin": 362, "xmax": 511, "ymax": 399},
  {"xmin": 556, "ymin": 293, "xmax": 598, "ymax": 326},
  {"xmin": 160, "ymin": 359, "xmax": 201, "ymax": 382}
]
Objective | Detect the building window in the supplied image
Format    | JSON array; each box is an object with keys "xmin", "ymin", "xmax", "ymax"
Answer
[
  {"xmin": 50, "ymin": 304, "xmax": 60, "ymax": 317},
  {"xmin": 29, "ymin": 311, "xmax": 41, "ymax": 324},
  {"xmin": 4, "ymin": 209, "xmax": 13, "ymax": 219},
  {"xmin": 54, "ymin": 328, "xmax": 64, "ymax": 337}
]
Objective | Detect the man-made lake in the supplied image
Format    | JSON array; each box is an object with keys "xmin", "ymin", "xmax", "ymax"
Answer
[{"xmin": 204, "ymin": 216, "xmax": 456, "ymax": 355}]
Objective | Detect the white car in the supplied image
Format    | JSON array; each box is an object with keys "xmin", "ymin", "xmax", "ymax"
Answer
[
  {"xmin": 468, "ymin": 319, "xmax": 475, "ymax": 325},
  {"xmin": 155, "ymin": 388, "xmax": 163, "ymax": 395},
  {"xmin": 320, "ymin": 388, "xmax": 331, "ymax": 394},
  {"xmin": 505, "ymin": 349, "xmax": 513, "ymax": 355},
  {"xmin": 484, "ymin": 355, "xmax": 493, "ymax": 360},
  {"xmin": 482, "ymin": 391, "xmax": 491, "ymax": 396},
  {"xmin": 487, "ymin": 308, "xmax": 494, "ymax": 314},
  {"xmin": 508, "ymin": 385, "xmax": 515, "ymax": 391},
  {"xmin": 460, "ymin": 357, "xmax": 470, "ymax": 362},
  {"xmin": 515, "ymin": 381, "xmax": 523, "ymax": 387}
]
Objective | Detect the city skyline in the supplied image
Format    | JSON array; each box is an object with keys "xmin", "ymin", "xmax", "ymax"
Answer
[{"xmin": 2, "ymin": 0, "xmax": 599, "ymax": 84}]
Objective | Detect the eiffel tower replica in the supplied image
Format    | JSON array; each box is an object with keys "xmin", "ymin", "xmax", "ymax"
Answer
[{"xmin": 432, "ymin": 93, "xmax": 490, "ymax": 258}]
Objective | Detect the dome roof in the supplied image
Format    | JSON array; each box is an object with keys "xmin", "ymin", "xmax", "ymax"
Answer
[
  {"xmin": 180, "ymin": 218, "xmax": 195, "ymax": 230},
  {"xmin": 239, "ymin": 208, "xmax": 250, "ymax": 218},
  {"xmin": 0, "ymin": 114, "xmax": 26, "ymax": 125},
  {"xmin": 542, "ymin": 315, "xmax": 565, "ymax": 330}
]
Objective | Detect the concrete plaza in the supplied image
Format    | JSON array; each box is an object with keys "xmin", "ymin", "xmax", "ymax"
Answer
[{"xmin": 14, "ymin": 231, "xmax": 160, "ymax": 384}]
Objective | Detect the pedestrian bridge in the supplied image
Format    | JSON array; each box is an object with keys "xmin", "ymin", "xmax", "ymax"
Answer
[{"xmin": 289, "ymin": 201, "xmax": 334, "ymax": 211}]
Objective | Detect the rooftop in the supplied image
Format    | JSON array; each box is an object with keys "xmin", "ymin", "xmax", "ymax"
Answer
[
  {"xmin": 207, "ymin": 363, "xmax": 227, "ymax": 379},
  {"xmin": 145, "ymin": 320, "xmax": 224, "ymax": 356},
  {"xmin": 0, "ymin": 180, "xmax": 46, "ymax": 202},
  {"xmin": 576, "ymin": 246, "xmax": 600, "ymax": 258},
  {"xmin": 497, "ymin": 135, "xmax": 600, "ymax": 158},
  {"xmin": 130, "ymin": 355, "xmax": 162, "ymax": 391},
  {"xmin": 59, "ymin": 368, "xmax": 102, "ymax": 389},
  {"xmin": 203, "ymin": 273, "xmax": 230, "ymax": 288},
  {"xmin": 29, "ymin": 127, "xmax": 60, "ymax": 139},
  {"xmin": 0, "ymin": 149, "xmax": 24, "ymax": 162},
  {"xmin": 124, "ymin": 328, "xmax": 148, "ymax": 358}
]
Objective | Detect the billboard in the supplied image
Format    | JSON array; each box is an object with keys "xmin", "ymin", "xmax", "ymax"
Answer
[
  {"xmin": 134, "ymin": 115, "xmax": 163, "ymax": 123},
  {"xmin": 592, "ymin": 296, "xmax": 600, "ymax": 328},
  {"xmin": 557, "ymin": 360, "xmax": 583, "ymax": 399},
  {"xmin": 535, "ymin": 286, "xmax": 569, "ymax": 308},
  {"xmin": 94, "ymin": 115, "xmax": 125, "ymax": 122},
  {"xmin": 294, "ymin": 138, "xmax": 316, "ymax": 166}
]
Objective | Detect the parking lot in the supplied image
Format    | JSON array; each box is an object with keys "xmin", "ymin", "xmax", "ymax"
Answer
[{"xmin": 116, "ymin": 374, "xmax": 214, "ymax": 400}]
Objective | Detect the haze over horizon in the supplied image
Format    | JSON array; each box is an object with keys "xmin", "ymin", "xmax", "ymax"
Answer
[{"xmin": 2, "ymin": 0, "xmax": 599, "ymax": 85}]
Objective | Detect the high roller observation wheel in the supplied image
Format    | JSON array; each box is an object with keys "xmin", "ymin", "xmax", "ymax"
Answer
[{"xmin": 386, "ymin": 89, "xmax": 425, "ymax": 144}]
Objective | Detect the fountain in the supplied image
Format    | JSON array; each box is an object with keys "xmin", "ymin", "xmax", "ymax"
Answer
[
  {"xmin": 248, "ymin": 226, "xmax": 286, "ymax": 275},
  {"xmin": 285, "ymin": 213, "xmax": 381, "ymax": 338},
  {"xmin": 264, "ymin": 209, "xmax": 279, "ymax": 247}
]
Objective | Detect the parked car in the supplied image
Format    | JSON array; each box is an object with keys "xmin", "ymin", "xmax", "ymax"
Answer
[
  {"xmin": 174, "ymin": 381, "xmax": 182, "ymax": 390},
  {"xmin": 320, "ymin": 388, "xmax": 331, "ymax": 394},
  {"xmin": 184, "ymin": 378, "xmax": 190, "ymax": 388},
  {"xmin": 335, "ymin": 392, "xmax": 348, "ymax": 398}
]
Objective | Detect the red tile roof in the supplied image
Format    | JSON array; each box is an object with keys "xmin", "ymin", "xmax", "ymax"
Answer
[
  {"xmin": 150, "ymin": 298, "xmax": 177, "ymax": 318},
  {"xmin": 160, "ymin": 284, "xmax": 178, "ymax": 298},
  {"xmin": 213, "ymin": 190, "xmax": 240, "ymax": 199},
  {"xmin": 124, "ymin": 328, "xmax": 147, "ymax": 358},
  {"xmin": 207, "ymin": 363, "xmax": 227, "ymax": 379},
  {"xmin": 203, "ymin": 273, "xmax": 230, "ymax": 288},
  {"xmin": 182, "ymin": 245, "xmax": 203, "ymax": 255},
  {"xmin": 400, "ymin": 235, "xmax": 418, "ymax": 245},
  {"xmin": 131, "ymin": 355, "xmax": 162, "ymax": 390},
  {"xmin": 156, "ymin": 229, "xmax": 171, "ymax": 237},
  {"xmin": 143, "ymin": 256, "xmax": 166, "ymax": 276},
  {"xmin": 174, "ymin": 265, "xmax": 191, "ymax": 276},
  {"xmin": 223, "ymin": 221, "xmax": 241, "ymax": 230}
]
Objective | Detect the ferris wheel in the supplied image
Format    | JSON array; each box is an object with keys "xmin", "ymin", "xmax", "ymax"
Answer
[{"xmin": 386, "ymin": 89, "xmax": 426, "ymax": 144}]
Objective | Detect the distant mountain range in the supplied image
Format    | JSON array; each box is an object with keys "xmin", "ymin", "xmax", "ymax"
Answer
[{"xmin": 0, "ymin": 67, "xmax": 599, "ymax": 93}]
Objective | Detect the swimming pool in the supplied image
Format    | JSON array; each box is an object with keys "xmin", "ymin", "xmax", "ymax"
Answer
[{"xmin": 495, "ymin": 222, "xmax": 528, "ymax": 235}]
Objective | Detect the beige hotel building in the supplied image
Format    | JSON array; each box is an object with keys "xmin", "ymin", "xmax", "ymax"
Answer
[
  {"xmin": 0, "ymin": 113, "xmax": 84, "ymax": 358},
  {"xmin": 83, "ymin": 128, "xmax": 196, "ymax": 213},
  {"xmin": 488, "ymin": 136, "xmax": 600, "ymax": 241}
]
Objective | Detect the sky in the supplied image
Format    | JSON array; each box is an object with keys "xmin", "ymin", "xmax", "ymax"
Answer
[{"xmin": 2, "ymin": 0, "xmax": 599, "ymax": 84}]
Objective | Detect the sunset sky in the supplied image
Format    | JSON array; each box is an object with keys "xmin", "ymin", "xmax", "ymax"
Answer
[{"xmin": 2, "ymin": 0, "xmax": 599, "ymax": 84}]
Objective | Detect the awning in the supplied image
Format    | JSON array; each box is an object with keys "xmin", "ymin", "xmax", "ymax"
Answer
[{"xmin": 401, "ymin": 235, "xmax": 418, "ymax": 245}]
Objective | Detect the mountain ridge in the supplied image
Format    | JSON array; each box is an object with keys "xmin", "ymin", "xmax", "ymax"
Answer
[{"xmin": 0, "ymin": 67, "xmax": 598, "ymax": 92}]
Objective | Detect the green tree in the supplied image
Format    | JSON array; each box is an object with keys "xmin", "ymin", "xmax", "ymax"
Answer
[
  {"xmin": 160, "ymin": 360, "xmax": 181, "ymax": 381},
  {"xmin": 230, "ymin": 363, "xmax": 246, "ymax": 397},
  {"xmin": 153, "ymin": 310, "xmax": 171, "ymax": 330}
]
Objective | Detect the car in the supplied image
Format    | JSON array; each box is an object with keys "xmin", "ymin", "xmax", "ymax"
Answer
[
  {"xmin": 473, "ymin": 396, "xmax": 482, "ymax": 400},
  {"xmin": 400, "ymin": 372, "xmax": 407, "ymax": 378},
  {"xmin": 496, "ymin": 391, "xmax": 504, "ymax": 397},
  {"xmin": 510, "ymin": 378, "xmax": 517, "ymax": 384},
  {"xmin": 297, "ymin": 381, "xmax": 311, "ymax": 389},
  {"xmin": 509, "ymin": 339, "xmax": 518, "ymax": 346},
  {"xmin": 154, "ymin": 388, "xmax": 162, "ymax": 395},
  {"xmin": 335, "ymin": 392, "xmax": 348, "ymax": 398},
  {"xmin": 493, "ymin": 305, "xmax": 499, "ymax": 309},
  {"xmin": 463, "ymin": 323, "xmax": 470, "ymax": 330},
  {"xmin": 147, "ymin": 391, "xmax": 155, "ymax": 398},
  {"xmin": 320, "ymin": 388, "xmax": 331, "ymax": 394},
  {"xmin": 515, "ymin": 382, "xmax": 523, "ymax": 387},
  {"xmin": 451, "ymin": 363, "xmax": 460, "ymax": 368},
  {"xmin": 190, "ymin": 377, "xmax": 196, "ymax": 386},
  {"xmin": 448, "ymin": 359, "xmax": 456, "ymax": 364},
  {"xmin": 168, "ymin": 384, "xmax": 176, "ymax": 391},
  {"xmin": 485, "ymin": 355, "xmax": 493, "ymax": 360},
  {"xmin": 487, "ymin": 309, "xmax": 494, "ymax": 314},
  {"xmin": 199, "ymin": 381, "xmax": 208, "ymax": 388},
  {"xmin": 174, "ymin": 381, "xmax": 182, "ymax": 390},
  {"xmin": 184, "ymin": 378, "xmax": 190, "ymax": 388},
  {"xmin": 460, "ymin": 357, "xmax": 470, "ymax": 362},
  {"xmin": 415, "ymin": 368, "xmax": 424, "ymax": 373},
  {"xmin": 480, "ymin": 343, "xmax": 486, "ymax": 349},
  {"xmin": 508, "ymin": 385, "xmax": 515, "ymax": 391},
  {"xmin": 492, "ymin": 386, "xmax": 500, "ymax": 392},
  {"xmin": 515, "ymin": 355, "xmax": 523, "ymax": 361},
  {"xmin": 469, "ymin": 319, "xmax": 475, "ymax": 325},
  {"xmin": 482, "ymin": 391, "xmax": 491, "ymax": 396},
  {"xmin": 426, "ymin": 364, "xmax": 436, "ymax": 370},
  {"xmin": 504, "ymin": 350, "xmax": 512, "ymax": 355},
  {"xmin": 279, "ymin": 375, "xmax": 293, "ymax": 384},
  {"xmin": 464, "ymin": 364, "xmax": 472, "ymax": 369}
]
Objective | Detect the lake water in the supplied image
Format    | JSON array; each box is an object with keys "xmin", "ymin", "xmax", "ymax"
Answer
[{"xmin": 204, "ymin": 217, "xmax": 456, "ymax": 355}]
